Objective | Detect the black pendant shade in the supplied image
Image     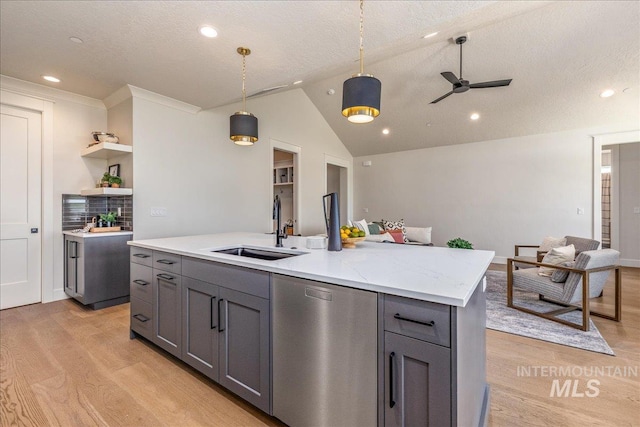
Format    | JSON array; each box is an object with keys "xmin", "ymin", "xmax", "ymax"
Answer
[
  {"xmin": 342, "ymin": 74, "xmax": 381, "ymax": 124},
  {"xmin": 230, "ymin": 112, "xmax": 258, "ymax": 146}
]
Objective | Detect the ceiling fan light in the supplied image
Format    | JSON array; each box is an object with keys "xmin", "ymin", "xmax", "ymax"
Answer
[
  {"xmin": 230, "ymin": 111, "xmax": 258, "ymax": 145},
  {"xmin": 342, "ymin": 74, "xmax": 381, "ymax": 123}
]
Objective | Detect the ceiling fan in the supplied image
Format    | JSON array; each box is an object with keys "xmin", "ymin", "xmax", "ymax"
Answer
[{"xmin": 430, "ymin": 35, "xmax": 512, "ymax": 104}]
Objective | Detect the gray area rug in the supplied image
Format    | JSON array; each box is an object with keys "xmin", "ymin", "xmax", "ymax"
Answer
[{"xmin": 485, "ymin": 270, "xmax": 614, "ymax": 355}]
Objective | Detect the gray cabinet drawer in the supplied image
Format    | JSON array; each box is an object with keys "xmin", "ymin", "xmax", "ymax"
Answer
[
  {"xmin": 153, "ymin": 251, "xmax": 182, "ymax": 274},
  {"xmin": 130, "ymin": 247, "xmax": 153, "ymax": 266},
  {"xmin": 130, "ymin": 296, "xmax": 153, "ymax": 340},
  {"xmin": 182, "ymin": 257, "xmax": 270, "ymax": 299},
  {"xmin": 384, "ymin": 295, "xmax": 451, "ymax": 348},
  {"xmin": 130, "ymin": 263, "xmax": 152, "ymax": 303}
]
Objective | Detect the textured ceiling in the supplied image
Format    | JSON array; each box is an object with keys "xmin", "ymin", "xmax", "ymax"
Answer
[{"xmin": 1, "ymin": 1, "xmax": 639, "ymax": 156}]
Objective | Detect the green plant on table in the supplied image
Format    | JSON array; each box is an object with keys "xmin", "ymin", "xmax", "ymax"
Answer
[
  {"xmin": 447, "ymin": 237, "xmax": 473, "ymax": 249},
  {"xmin": 99, "ymin": 212, "xmax": 117, "ymax": 223}
]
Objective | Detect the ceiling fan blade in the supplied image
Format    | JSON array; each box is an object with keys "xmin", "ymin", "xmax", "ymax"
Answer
[
  {"xmin": 430, "ymin": 91, "xmax": 454, "ymax": 104},
  {"xmin": 440, "ymin": 71, "xmax": 460, "ymax": 85},
  {"xmin": 469, "ymin": 79, "xmax": 512, "ymax": 89}
]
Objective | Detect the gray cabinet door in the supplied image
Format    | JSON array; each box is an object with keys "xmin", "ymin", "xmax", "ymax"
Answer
[
  {"xmin": 153, "ymin": 269, "xmax": 182, "ymax": 357},
  {"xmin": 64, "ymin": 237, "xmax": 78, "ymax": 297},
  {"xmin": 182, "ymin": 277, "xmax": 219, "ymax": 381},
  {"xmin": 218, "ymin": 287, "xmax": 270, "ymax": 413},
  {"xmin": 385, "ymin": 331, "xmax": 451, "ymax": 427}
]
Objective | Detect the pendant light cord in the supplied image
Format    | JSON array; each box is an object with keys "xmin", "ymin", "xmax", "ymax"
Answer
[
  {"xmin": 242, "ymin": 53, "xmax": 247, "ymax": 112},
  {"xmin": 359, "ymin": 0, "xmax": 364, "ymax": 75}
]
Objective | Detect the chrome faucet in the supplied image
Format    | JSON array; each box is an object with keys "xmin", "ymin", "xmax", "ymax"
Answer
[{"xmin": 273, "ymin": 195, "xmax": 287, "ymax": 247}]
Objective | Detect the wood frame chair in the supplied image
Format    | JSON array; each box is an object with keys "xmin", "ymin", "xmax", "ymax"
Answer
[{"xmin": 506, "ymin": 252, "xmax": 621, "ymax": 331}]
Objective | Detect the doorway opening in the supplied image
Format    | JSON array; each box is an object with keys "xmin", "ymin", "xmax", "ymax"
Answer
[
  {"xmin": 326, "ymin": 164, "xmax": 348, "ymax": 226},
  {"xmin": 271, "ymin": 140, "xmax": 301, "ymax": 235}
]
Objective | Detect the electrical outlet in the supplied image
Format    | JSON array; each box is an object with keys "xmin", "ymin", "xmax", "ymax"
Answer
[
  {"xmin": 634, "ymin": 207, "xmax": 640, "ymax": 214},
  {"xmin": 150, "ymin": 207, "xmax": 167, "ymax": 217},
  {"xmin": 577, "ymin": 207, "xmax": 585, "ymax": 215},
  {"xmin": 363, "ymin": 208, "xmax": 369, "ymax": 213}
]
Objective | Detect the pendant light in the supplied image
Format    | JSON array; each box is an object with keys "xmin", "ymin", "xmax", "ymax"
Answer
[
  {"xmin": 341, "ymin": 0, "xmax": 381, "ymax": 124},
  {"xmin": 230, "ymin": 47, "xmax": 258, "ymax": 145}
]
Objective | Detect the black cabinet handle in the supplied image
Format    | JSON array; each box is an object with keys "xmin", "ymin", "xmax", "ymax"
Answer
[
  {"xmin": 394, "ymin": 313, "xmax": 435, "ymax": 327},
  {"xmin": 218, "ymin": 298, "xmax": 225, "ymax": 333},
  {"xmin": 133, "ymin": 314, "xmax": 149, "ymax": 322},
  {"xmin": 210, "ymin": 296, "xmax": 217, "ymax": 330},
  {"xmin": 133, "ymin": 279, "xmax": 149, "ymax": 286},
  {"xmin": 156, "ymin": 259, "xmax": 176, "ymax": 265},
  {"xmin": 389, "ymin": 351, "xmax": 396, "ymax": 409},
  {"xmin": 156, "ymin": 273, "xmax": 175, "ymax": 281},
  {"xmin": 133, "ymin": 253, "xmax": 150, "ymax": 258}
]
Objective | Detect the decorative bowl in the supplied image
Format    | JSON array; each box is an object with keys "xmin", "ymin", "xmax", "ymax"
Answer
[{"xmin": 341, "ymin": 236, "xmax": 366, "ymax": 249}]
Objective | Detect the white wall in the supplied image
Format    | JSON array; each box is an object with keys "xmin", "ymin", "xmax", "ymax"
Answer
[
  {"xmin": 618, "ymin": 142, "xmax": 640, "ymax": 262},
  {"xmin": 132, "ymin": 88, "xmax": 352, "ymax": 239},
  {"xmin": 1, "ymin": 76, "xmax": 107, "ymax": 302},
  {"xmin": 354, "ymin": 127, "xmax": 635, "ymax": 261}
]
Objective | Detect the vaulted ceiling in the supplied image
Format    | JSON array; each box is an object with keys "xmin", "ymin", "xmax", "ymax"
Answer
[{"xmin": 1, "ymin": 1, "xmax": 638, "ymax": 156}]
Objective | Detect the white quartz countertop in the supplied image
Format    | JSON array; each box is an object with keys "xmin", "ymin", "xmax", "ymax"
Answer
[
  {"xmin": 128, "ymin": 232, "xmax": 494, "ymax": 307},
  {"xmin": 64, "ymin": 230, "xmax": 133, "ymax": 238}
]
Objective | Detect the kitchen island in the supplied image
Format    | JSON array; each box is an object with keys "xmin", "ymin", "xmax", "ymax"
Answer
[{"xmin": 128, "ymin": 232, "xmax": 494, "ymax": 427}]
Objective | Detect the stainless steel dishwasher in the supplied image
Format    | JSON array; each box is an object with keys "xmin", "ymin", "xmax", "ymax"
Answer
[{"xmin": 272, "ymin": 274, "xmax": 377, "ymax": 427}]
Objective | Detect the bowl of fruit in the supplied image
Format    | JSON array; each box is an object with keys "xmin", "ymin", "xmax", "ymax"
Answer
[{"xmin": 340, "ymin": 226, "xmax": 366, "ymax": 248}]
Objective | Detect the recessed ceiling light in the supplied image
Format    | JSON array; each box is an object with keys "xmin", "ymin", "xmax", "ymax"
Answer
[
  {"xmin": 600, "ymin": 89, "xmax": 615, "ymax": 98},
  {"xmin": 382, "ymin": 128, "xmax": 390, "ymax": 135},
  {"xmin": 470, "ymin": 113, "xmax": 480, "ymax": 120},
  {"xmin": 42, "ymin": 75, "xmax": 61, "ymax": 83},
  {"xmin": 327, "ymin": 89, "xmax": 335, "ymax": 95},
  {"xmin": 199, "ymin": 25, "xmax": 218, "ymax": 38},
  {"xmin": 293, "ymin": 80, "xmax": 303, "ymax": 85},
  {"xmin": 69, "ymin": 36, "xmax": 83, "ymax": 44},
  {"xmin": 423, "ymin": 32, "xmax": 438, "ymax": 39}
]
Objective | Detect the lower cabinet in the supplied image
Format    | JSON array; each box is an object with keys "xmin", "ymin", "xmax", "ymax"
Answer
[
  {"xmin": 153, "ymin": 268, "xmax": 182, "ymax": 358},
  {"xmin": 218, "ymin": 286, "xmax": 270, "ymax": 413},
  {"xmin": 384, "ymin": 331, "xmax": 451, "ymax": 427},
  {"xmin": 182, "ymin": 277, "xmax": 219, "ymax": 381}
]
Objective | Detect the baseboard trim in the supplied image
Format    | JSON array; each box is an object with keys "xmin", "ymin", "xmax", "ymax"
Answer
[
  {"xmin": 620, "ymin": 259, "xmax": 640, "ymax": 268},
  {"xmin": 492, "ymin": 256, "xmax": 508, "ymax": 265}
]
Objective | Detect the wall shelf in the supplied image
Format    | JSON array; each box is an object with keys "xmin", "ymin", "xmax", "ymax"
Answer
[
  {"xmin": 81, "ymin": 142, "xmax": 132, "ymax": 159},
  {"xmin": 80, "ymin": 188, "xmax": 133, "ymax": 196}
]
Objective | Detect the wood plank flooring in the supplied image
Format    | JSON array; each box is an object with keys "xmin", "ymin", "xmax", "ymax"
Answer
[{"xmin": 1, "ymin": 266, "xmax": 638, "ymax": 426}]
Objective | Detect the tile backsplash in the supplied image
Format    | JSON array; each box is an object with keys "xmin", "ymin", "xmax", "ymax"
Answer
[{"xmin": 62, "ymin": 194, "xmax": 133, "ymax": 231}]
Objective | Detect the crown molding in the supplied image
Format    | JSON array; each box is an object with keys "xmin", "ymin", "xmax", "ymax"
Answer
[
  {"xmin": 127, "ymin": 85, "xmax": 201, "ymax": 114},
  {"xmin": 0, "ymin": 75, "xmax": 106, "ymax": 109}
]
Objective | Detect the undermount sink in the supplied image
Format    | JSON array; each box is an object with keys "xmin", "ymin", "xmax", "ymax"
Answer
[{"xmin": 212, "ymin": 246, "xmax": 305, "ymax": 261}]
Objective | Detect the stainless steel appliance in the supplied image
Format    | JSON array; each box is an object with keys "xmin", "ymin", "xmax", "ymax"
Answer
[{"xmin": 272, "ymin": 274, "xmax": 377, "ymax": 426}]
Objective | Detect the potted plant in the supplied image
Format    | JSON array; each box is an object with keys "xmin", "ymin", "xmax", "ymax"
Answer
[
  {"xmin": 109, "ymin": 175, "xmax": 122, "ymax": 188},
  {"xmin": 447, "ymin": 237, "xmax": 474, "ymax": 249},
  {"xmin": 98, "ymin": 212, "xmax": 117, "ymax": 227},
  {"xmin": 101, "ymin": 172, "xmax": 111, "ymax": 187}
]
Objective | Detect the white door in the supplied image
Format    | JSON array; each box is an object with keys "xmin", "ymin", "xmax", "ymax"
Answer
[{"xmin": 1, "ymin": 104, "xmax": 42, "ymax": 309}]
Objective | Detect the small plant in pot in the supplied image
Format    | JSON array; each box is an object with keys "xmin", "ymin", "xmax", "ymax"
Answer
[
  {"xmin": 98, "ymin": 212, "xmax": 117, "ymax": 227},
  {"xmin": 109, "ymin": 175, "xmax": 122, "ymax": 188},
  {"xmin": 447, "ymin": 237, "xmax": 474, "ymax": 249},
  {"xmin": 101, "ymin": 172, "xmax": 111, "ymax": 187}
]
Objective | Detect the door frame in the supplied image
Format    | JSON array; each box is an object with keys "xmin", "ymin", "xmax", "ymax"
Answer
[
  {"xmin": 1, "ymin": 89, "xmax": 55, "ymax": 303},
  {"xmin": 592, "ymin": 130, "xmax": 640, "ymax": 267},
  {"xmin": 324, "ymin": 154, "xmax": 353, "ymax": 223},
  {"xmin": 270, "ymin": 139, "xmax": 301, "ymax": 234}
]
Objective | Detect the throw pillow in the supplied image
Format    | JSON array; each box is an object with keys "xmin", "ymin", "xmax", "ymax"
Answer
[
  {"xmin": 353, "ymin": 219, "xmax": 370, "ymax": 236},
  {"xmin": 367, "ymin": 223, "xmax": 383, "ymax": 235},
  {"xmin": 405, "ymin": 227, "xmax": 432, "ymax": 244},
  {"xmin": 382, "ymin": 219, "xmax": 409, "ymax": 243},
  {"xmin": 538, "ymin": 236, "xmax": 568, "ymax": 253},
  {"xmin": 387, "ymin": 230, "xmax": 405, "ymax": 244},
  {"xmin": 365, "ymin": 232, "xmax": 394, "ymax": 242},
  {"xmin": 551, "ymin": 261, "xmax": 575, "ymax": 283},
  {"xmin": 539, "ymin": 244, "xmax": 575, "ymax": 277}
]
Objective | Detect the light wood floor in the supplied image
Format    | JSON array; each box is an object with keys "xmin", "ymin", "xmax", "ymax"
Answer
[{"xmin": 1, "ymin": 266, "xmax": 638, "ymax": 427}]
